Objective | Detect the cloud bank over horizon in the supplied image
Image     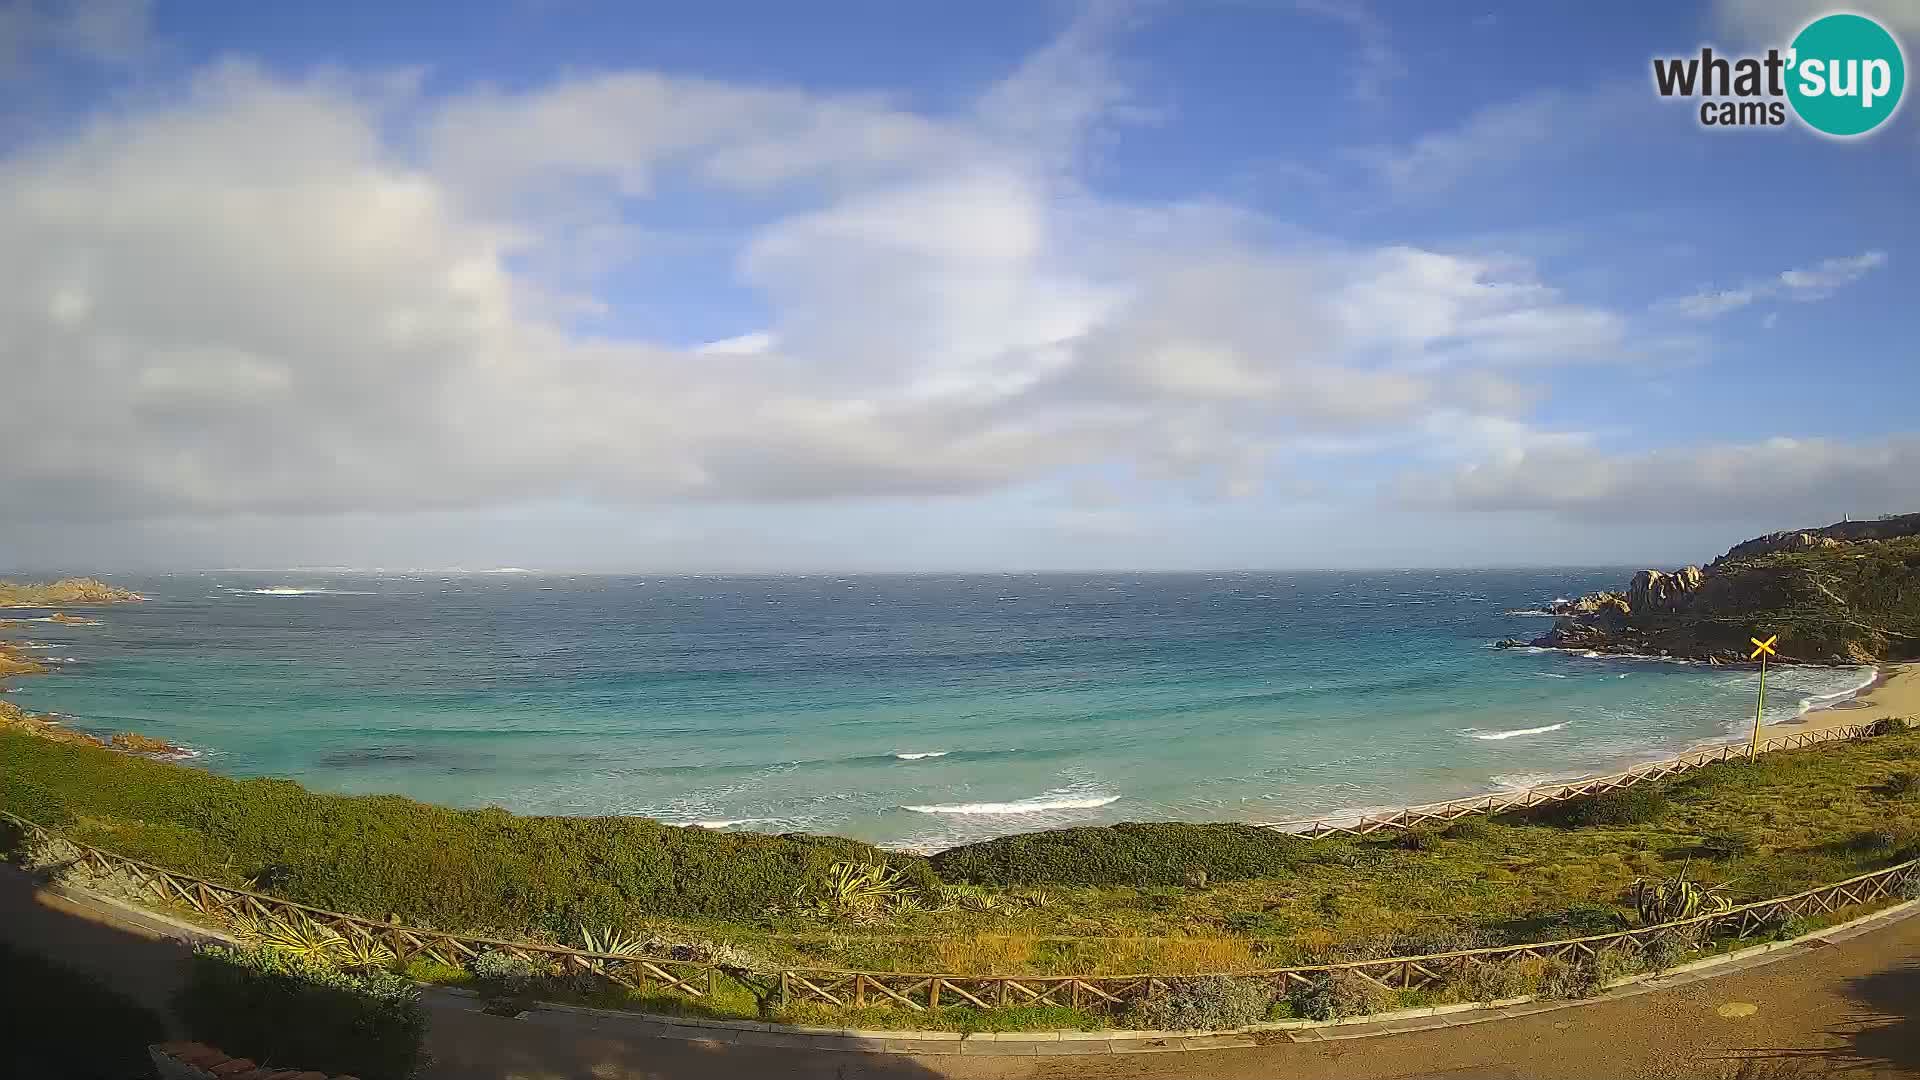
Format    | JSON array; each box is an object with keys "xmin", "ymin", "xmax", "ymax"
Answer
[{"xmin": 1, "ymin": 0, "xmax": 1915, "ymax": 571}]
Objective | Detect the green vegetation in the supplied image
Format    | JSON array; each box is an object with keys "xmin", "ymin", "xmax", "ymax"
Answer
[
  {"xmin": 179, "ymin": 945, "xmax": 427, "ymax": 1080},
  {"xmin": 1531, "ymin": 787, "xmax": 1669, "ymax": 828},
  {"xmin": 0, "ymin": 942, "xmax": 169, "ymax": 1080},
  {"xmin": 0, "ymin": 729, "xmax": 930, "ymax": 932},
  {"xmin": 929, "ymin": 821, "xmax": 1316, "ymax": 887},
  {"xmin": 1124, "ymin": 974, "xmax": 1278, "ymax": 1030},
  {"xmin": 3, "ymin": 721, "xmax": 1918, "ymax": 1032}
]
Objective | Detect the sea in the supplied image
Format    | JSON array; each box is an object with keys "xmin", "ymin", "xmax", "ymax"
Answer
[{"xmin": 1, "ymin": 570, "xmax": 1876, "ymax": 851}]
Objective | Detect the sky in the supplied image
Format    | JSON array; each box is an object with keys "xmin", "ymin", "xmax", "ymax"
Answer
[{"xmin": 1, "ymin": 0, "xmax": 1918, "ymax": 573}]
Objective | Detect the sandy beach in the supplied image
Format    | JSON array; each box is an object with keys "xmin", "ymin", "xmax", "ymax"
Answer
[{"xmin": 1760, "ymin": 663, "xmax": 1917, "ymax": 738}]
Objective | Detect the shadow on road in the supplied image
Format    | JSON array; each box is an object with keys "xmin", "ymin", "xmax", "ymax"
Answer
[
  {"xmin": 1834, "ymin": 958, "xmax": 1920, "ymax": 1074},
  {"xmin": 0, "ymin": 866, "xmax": 963, "ymax": 1080},
  {"xmin": 1685, "ymin": 954, "xmax": 1920, "ymax": 1079},
  {"xmin": 427, "ymin": 1007, "xmax": 967, "ymax": 1080}
]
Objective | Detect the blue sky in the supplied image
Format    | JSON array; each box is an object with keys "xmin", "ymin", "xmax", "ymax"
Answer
[{"xmin": 1, "ymin": 0, "xmax": 1916, "ymax": 572}]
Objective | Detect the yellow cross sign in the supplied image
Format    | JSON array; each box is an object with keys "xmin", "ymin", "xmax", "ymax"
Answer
[{"xmin": 1747, "ymin": 633, "xmax": 1777, "ymax": 759}]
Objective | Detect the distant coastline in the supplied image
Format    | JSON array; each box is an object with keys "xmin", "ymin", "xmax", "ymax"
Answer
[{"xmin": 0, "ymin": 565, "xmax": 1903, "ymax": 849}]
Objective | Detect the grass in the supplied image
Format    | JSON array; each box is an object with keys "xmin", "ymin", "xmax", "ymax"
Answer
[{"xmin": 4, "ymin": 724, "xmax": 1917, "ymax": 987}]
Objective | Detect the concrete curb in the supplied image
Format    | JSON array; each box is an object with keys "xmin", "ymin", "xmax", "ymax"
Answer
[{"xmin": 21, "ymin": 866, "xmax": 1916, "ymax": 1057}]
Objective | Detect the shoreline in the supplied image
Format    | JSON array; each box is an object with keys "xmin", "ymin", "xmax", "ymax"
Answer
[
  {"xmin": 1760, "ymin": 662, "xmax": 1914, "ymax": 737},
  {"xmin": 1, "ymin": 604, "xmax": 1908, "ymax": 845}
]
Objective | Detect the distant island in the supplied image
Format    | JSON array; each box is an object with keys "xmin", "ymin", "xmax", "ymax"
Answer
[
  {"xmin": 0, "ymin": 577, "xmax": 145, "ymax": 608},
  {"xmin": 1501, "ymin": 513, "xmax": 1920, "ymax": 664}
]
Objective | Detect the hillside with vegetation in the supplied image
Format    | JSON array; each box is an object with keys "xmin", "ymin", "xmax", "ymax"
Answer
[
  {"xmin": 5, "ymin": 719, "xmax": 1917, "ymax": 995},
  {"xmin": 1517, "ymin": 513, "xmax": 1920, "ymax": 663}
]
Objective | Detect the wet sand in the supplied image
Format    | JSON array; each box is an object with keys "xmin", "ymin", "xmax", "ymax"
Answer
[{"xmin": 1760, "ymin": 663, "xmax": 1916, "ymax": 738}]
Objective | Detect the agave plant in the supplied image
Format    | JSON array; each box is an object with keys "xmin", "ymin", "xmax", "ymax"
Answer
[
  {"xmin": 334, "ymin": 931, "xmax": 398, "ymax": 971},
  {"xmin": 936, "ymin": 883, "xmax": 1005, "ymax": 913},
  {"xmin": 797, "ymin": 861, "xmax": 914, "ymax": 922},
  {"xmin": 1630, "ymin": 869, "xmax": 1732, "ymax": 925},
  {"xmin": 578, "ymin": 925, "xmax": 650, "ymax": 957},
  {"xmin": 233, "ymin": 911, "xmax": 350, "ymax": 963}
]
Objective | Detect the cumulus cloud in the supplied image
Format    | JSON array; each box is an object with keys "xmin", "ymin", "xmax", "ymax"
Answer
[
  {"xmin": 1397, "ymin": 435, "xmax": 1920, "ymax": 520},
  {"xmin": 1659, "ymin": 251, "xmax": 1887, "ymax": 319},
  {"xmin": 0, "ymin": 13, "xmax": 1680, "ymax": 534}
]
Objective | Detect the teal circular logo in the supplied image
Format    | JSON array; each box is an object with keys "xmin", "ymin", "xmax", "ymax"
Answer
[{"xmin": 1787, "ymin": 13, "xmax": 1906, "ymax": 137}]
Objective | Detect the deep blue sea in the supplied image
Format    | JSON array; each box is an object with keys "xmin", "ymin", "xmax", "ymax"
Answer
[{"xmin": 3, "ymin": 571, "xmax": 1874, "ymax": 850}]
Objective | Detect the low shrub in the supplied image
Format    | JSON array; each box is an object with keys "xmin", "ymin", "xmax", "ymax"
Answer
[
  {"xmin": 1696, "ymin": 831, "xmax": 1755, "ymax": 859},
  {"xmin": 1286, "ymin": 971, "xmax": 1396, "ymax": 1021},
  {"xmin": 1764, "ymin": 913, "xmax": 1812, "ymax": 942},
  {"xmin": 470, "ymin": 949, "xmax": 542, "ymax": 994},
  {"xmin": 1536, "ymin": 956, "xmax": 1594, "ymax": 999},
  {"xmin": 1847, "ymin": 828, "xmax": 1900, "ymax": 853},
  {"xmin": 1394, "ymin": 828, "xmax": 1441, "ymax": 852},
  {"xmin": 1125, "ymin": 974, "xmax": 1276, "ymax": 1031},
  {"xmin": 930, "ymin": 822, "xmax": 1313, "ymax": 887},
  {"xmin": 1451, "ymin": 956, "xmax": 1539, "ymax": 1002},
  {"xmin": 1641, "ymin": 932, "xmax": 1692, "ymax": 971},
  {"xmin": 0, "ymin": 943, "xmax": 168, "ymax": 1080},
  {"xmin": 1527, "ymin": 787, "xmax": 1668, "ymax": 828},
  {"xmin": 1900, "ymin": 870, "xmax": 1920, "ymax": 901},
  {"xmin": 1886, "ymin": 771, "xmax": 1918, "ymax": 797},
  {"xmin": 0, "ymin": 731, "xmax": 936, "ymax": 930},
  {"xmin": 1441, "ymin": 817, "xmax": 1492, "ymax": 841},
  {"xmin": 177, "ymin": 945, "xmax": 428, "ymax": 1080},
  {"xmin": 1544, "ymin": 902, "xmax": 1629, "ymax": 938}
]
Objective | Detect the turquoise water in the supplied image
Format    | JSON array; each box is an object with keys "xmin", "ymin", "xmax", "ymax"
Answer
[{"xmin": 2, "ymin": 571, "xmax": 1873, "ymax": 850}]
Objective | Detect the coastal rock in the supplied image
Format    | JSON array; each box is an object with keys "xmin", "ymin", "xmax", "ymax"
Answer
[
  {"xmin": 0, "ymin": 700, "xmax": 105, "ymax": 748},
  {"xmin": 48, "ymin": 612, "xmax": 102, "ymax": 626},
  {"xmin": 1626, "ymin": 566, "xmax": 1704, "ymax": 615},
  {"xmin": 0, "ymin": 643, "xmax": 48, "ymax": 679},
  {"xmin": 110, "ymin": 731, "xmax": 185, "ymax": 757},
  {"xmin": 0, "ymin": 577, "xmax": 144, "ymax": 608},
  {"xmin": 1503, "ymin": 512, "xmax": 1920, "ymax": 664}
]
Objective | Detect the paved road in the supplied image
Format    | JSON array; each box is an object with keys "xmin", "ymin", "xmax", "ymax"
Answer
[{"xmin": 5, "ymin": 868, "xmax": 1915, "ymax": 1080}]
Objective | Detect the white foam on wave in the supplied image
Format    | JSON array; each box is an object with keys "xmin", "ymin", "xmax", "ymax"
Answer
[
  {"xmin": 1534, "ymin": 673, "xmax": 1571, "ymax": 679},
  {"xmin": 1502, "ymin": 609, "xmax": 1560, "ymax": 617},
  {"xmin": 675, "ymin": 817, "xmax": 783, "ymax": 829},
  {"xmin": 894, "ymin": 751, "xmax": 950, "ymax": 760},
  {"xmin": 1799, "ymin": 666, "xmax": 1878, "ymax": 713},
  {"xmin": 233, "ymin": 587, "xmax": 375, "ymax": 596},
  {"xmin": 903, "ymin": 793, "xmax": 1120, "ymax": 815},
  {"xmin": 1490, "ymin": 769, "xmax": 1589, "ymax": 790},
  {"xmin": 1466, "ymin": 722, "xmax": 1568, "ymax": 741}
]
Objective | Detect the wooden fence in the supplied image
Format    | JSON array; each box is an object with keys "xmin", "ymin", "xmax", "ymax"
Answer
[
  {"xmin": 1257, "ymin": 720, "xmax": 1904, "ymax": 837},
  {"xmin": 5, "ymin": 804, "xmax": 1916, "ymax": 1015}
]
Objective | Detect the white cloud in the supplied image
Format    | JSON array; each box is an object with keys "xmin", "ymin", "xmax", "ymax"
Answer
[
  {"xmin": 0, "ymin": 22, "xmax": 1655, "ymax": 530},
  {"xmin": 1349, "ymin": 86, "xmax": 1644, "ymax": 198},
  {"xmin": 1291, "ymin": 0, "xmax": 1405, "ymax": 105},
  {"xmin": 1398, "ymin": 435, "xmax": 1920, "ymax": 520},
  {"xmin": 1713, "ymin": 0, "xmax": 1920, "ymax": 43},
  {"xmin": 1659, "ymin": 250, "xmax": 1887, "ymax": 319}
]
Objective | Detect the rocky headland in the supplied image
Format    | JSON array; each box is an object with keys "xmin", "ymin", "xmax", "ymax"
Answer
[
  {"xmin": 0, "ymin": 577, "xmax": 145, "ymax": 608},
  {"xmin": 0, "ymin": 577, "xmax": 184, "ymax": 757},
  {"xmin": 1498, "ymin": 513, "xmax": 1920, "ymax": 664}
]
